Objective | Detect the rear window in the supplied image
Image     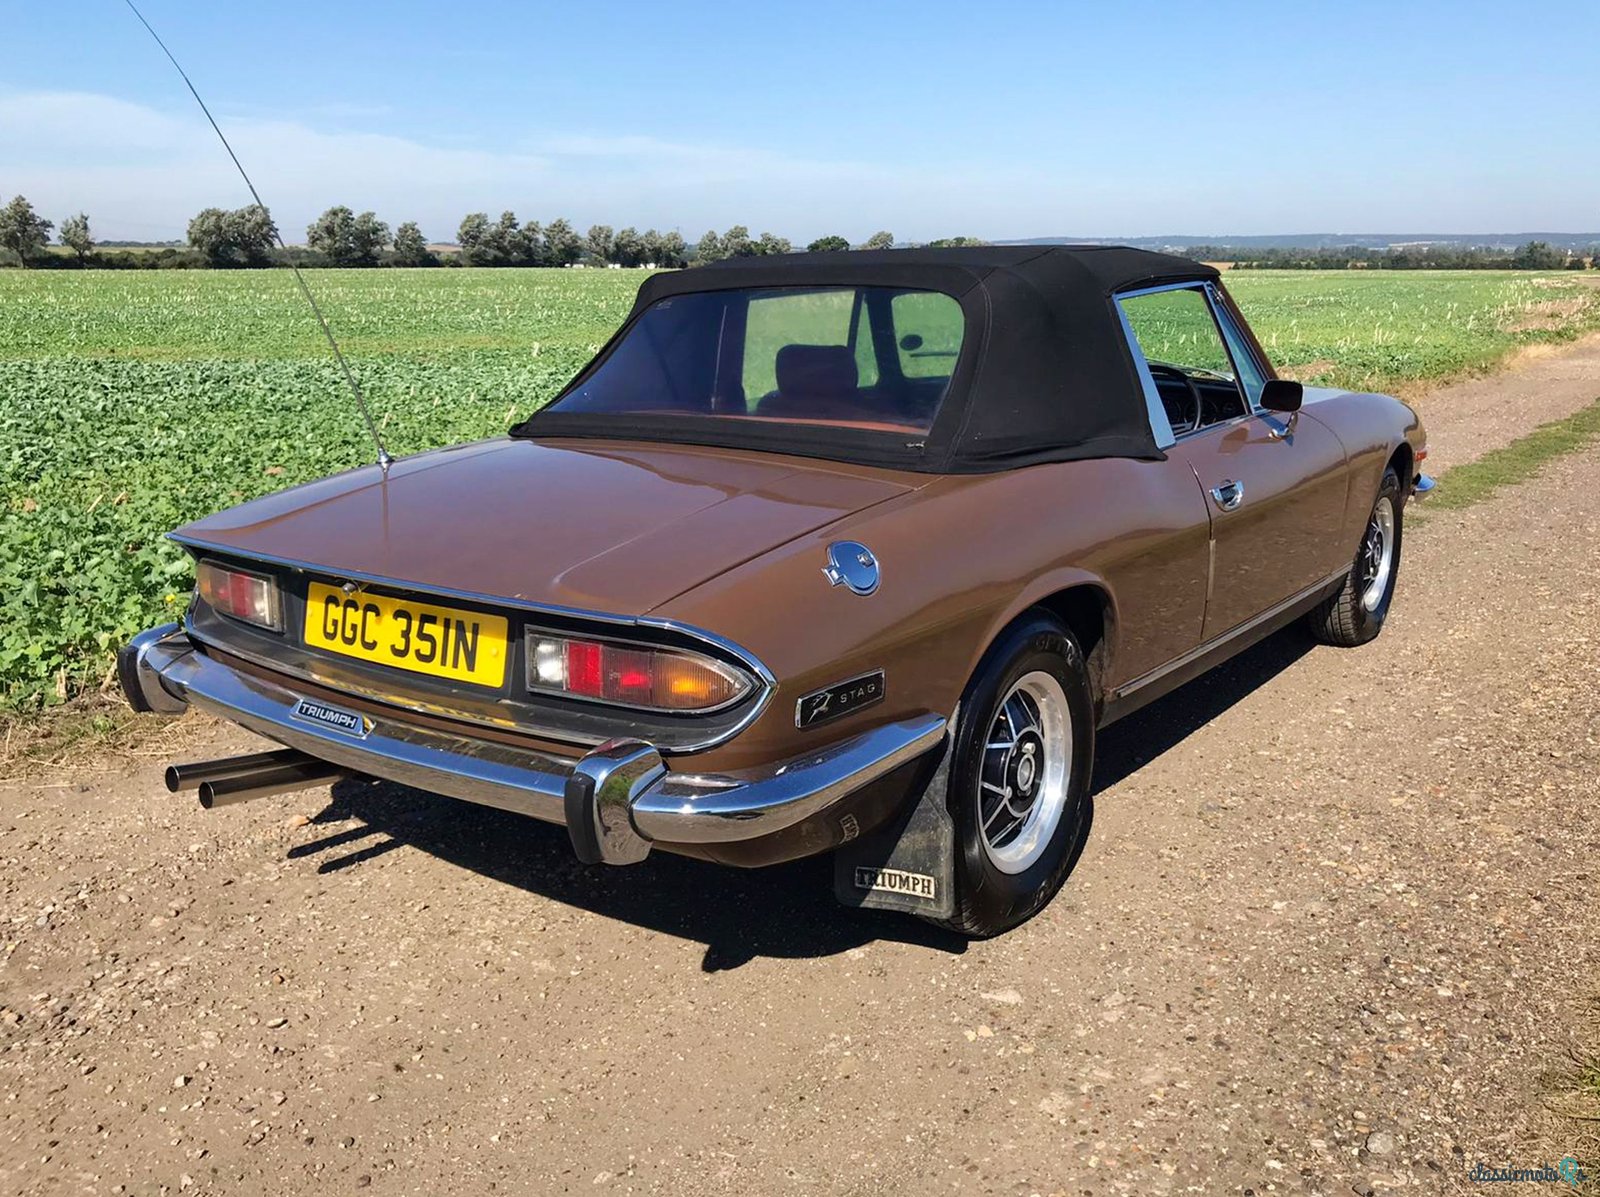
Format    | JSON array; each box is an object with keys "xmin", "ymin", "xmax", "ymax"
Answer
[{"xmin": 546, "ymin": 286, "xmax": 965, "ymax": 434}]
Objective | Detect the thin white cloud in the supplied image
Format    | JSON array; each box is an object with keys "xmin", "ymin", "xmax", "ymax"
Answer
[
  {"xmin": 0, "ymin": 89, "xmax": 967, "ymax": 242},
  {"xmin": 7, "ymin": 88, "xmax": 1590, "ymax": 242}
]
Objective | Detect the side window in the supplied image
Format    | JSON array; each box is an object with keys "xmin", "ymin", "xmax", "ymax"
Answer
[
  {"xmin": 742, "ymin": 289, "xmax": 865, "ymax": 398},
  {"xmin": 1118, "ymin": 287, "xmax": 1249, "ymax": 436},
  {"xmin": 890, "ymin": 291, "xmax": 963, "ymax": 380}
]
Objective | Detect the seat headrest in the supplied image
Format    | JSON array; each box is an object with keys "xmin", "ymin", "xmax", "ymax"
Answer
[{"xmin": 775, "ymin": 344, "xmax": 858, "ymax": 398}]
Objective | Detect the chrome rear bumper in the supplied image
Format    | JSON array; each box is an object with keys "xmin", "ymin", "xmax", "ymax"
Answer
[{"xmin": 120, "ymin": 624, "xmax": 946, "ymax": 865}]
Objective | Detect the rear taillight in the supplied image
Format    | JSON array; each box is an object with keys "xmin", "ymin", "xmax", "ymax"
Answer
[
  {"xmin": 527, "ymin": 632, "xmax": 753, "ymax": 712},
  {"xmin": 196, "ymin": 560, "xmax": 283, "ymax": 632}
]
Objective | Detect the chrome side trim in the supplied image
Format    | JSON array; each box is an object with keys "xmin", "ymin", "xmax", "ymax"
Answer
[
  {"xmin": 124, "ymin": 627, "xmax": 946, "ymax": 855},
  {"xmin": 1112, "ymin": 565, "xmax": 1350, "ymax": 702}
]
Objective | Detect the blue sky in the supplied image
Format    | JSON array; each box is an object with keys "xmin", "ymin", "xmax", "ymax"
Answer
[{"xmin": 4, "ymin": 0, "xmax": 1597, "ymax": 242}]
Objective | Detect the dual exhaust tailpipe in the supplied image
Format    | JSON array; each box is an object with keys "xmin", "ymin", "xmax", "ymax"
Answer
[{"xmin": 165, "ymin": 747, "xmax": 346, "ymax": 809}]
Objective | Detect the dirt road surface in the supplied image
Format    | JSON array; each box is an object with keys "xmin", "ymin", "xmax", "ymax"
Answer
[
  {"xmin": 3, "ymin": 347, "xmax": 1598, "ymax": 1197},
  {"xmin": 1408, "ymin": 330, "xmax": 1600, "ymax": 472}
]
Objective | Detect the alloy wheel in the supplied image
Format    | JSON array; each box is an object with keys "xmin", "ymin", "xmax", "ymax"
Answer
[
  {"xmin": 1360, "ymin": 496, "xmax": 1397, "ymax": 612},
  {"xmin": 978, "ymin": 670, "xmax": 1072, "ymax": 874}
]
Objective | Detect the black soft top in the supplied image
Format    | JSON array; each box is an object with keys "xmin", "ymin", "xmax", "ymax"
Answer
[{"xmin": 517, "ymin": 245, "xmax": 1217, "ymax": 472}]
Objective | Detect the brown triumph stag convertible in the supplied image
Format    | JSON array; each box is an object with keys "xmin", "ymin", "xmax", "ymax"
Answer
[{"xmin": 121, "ymin": 246, "xmax": 1433, "ymax": 936}]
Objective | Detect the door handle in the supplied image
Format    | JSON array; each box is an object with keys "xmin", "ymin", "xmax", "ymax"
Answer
[{"xmin": 1210, "ymin": 480, "xmax": 1245, "ymax": 511}]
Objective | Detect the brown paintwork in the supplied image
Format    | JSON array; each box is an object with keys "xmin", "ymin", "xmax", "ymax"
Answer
[
  {"xmin": 182, "ymin": 438, "xmax": 922, "ymax": 616},
  {"xmin": 172, "ymin": 291, "xmax": 1426, "ymax": 784},
  {"xmin": 1167, "ymin": 409, "xmax": 1349, "ymax": 639}
]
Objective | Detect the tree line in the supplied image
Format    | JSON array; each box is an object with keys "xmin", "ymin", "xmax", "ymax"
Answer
[
  {"xmin": 0, "ymin": 193, "xmax": 915, "ymax": 270},
  {"xmin": 1196, "ymin": 241, "xmax": 1597, "ymax": 271},
  {"xmin": 10, "ymin": 192, "xmax": 1592, "ymax": 272}
]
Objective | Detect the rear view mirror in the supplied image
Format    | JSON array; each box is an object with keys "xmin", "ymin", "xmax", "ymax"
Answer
[{"xmin": 1261, "ymin": 378, "xmax": 1303, "ymax": 413}]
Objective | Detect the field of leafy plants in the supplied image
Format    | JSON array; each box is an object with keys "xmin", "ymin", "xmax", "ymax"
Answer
[{"xmin": 2, "ymin": 266, "xmax": 1597, "ymax": 711}]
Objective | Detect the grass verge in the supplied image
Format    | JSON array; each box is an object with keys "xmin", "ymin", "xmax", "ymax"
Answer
[
  {"xmin": 1426, "ymin": 393, "xmax": 1600, "ymax": 510},
  {"xmin": 0, "ymin": 694, "xmax": 179, "ymax": 780},
  {"xmin": 1538, "ymin": 995, "xmax": 1600, "ymax": 1192}
]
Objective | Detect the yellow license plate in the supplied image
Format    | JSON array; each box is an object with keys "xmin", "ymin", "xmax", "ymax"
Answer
[{"xmin": 303, "ymin": 582, "xmax": 509, "ymax": 688}]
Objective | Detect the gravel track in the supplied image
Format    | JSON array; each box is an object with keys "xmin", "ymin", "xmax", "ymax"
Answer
[
  {"xmin": 2, "ymin": 347, "xmax": 1598, "ymax": 1196},
  {"xmin": 1407, "ymin": 330, "xmax": 1600, "ymax": 473}
]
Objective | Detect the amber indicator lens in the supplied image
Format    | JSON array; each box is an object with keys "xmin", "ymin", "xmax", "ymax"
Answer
[
  {"xmin": 526, "ymin": 634, "xmax": 750, "ymax": 711},
  {"xmin": 196, "ymin": 561, "xmax": 283, "ymax": 631}
]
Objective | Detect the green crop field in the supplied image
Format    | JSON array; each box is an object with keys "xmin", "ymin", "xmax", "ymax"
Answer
[{"xmin": 2, "ymin": 267, "xmax": 1598, "ymax": 711}]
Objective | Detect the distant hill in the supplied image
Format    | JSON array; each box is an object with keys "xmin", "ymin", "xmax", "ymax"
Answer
[{"xmin": 1004, "ymin": 232, "xmax": 1600, "ymax": 252}]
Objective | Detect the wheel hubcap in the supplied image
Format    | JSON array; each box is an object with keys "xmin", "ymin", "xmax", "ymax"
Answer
[
  {"xmin": 1360, "ymin": 497, "xmax": 1396, "ymax": 612},
  {"xmin": 979, "ymin": 671, "xmax": 1072, "ymax": 874}
]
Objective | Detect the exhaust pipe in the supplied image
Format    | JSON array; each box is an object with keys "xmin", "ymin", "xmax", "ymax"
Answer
[
  {"xmin": 198, "ymin": 760, "xmax": 347, "ymax": 809},
  {"xmin": 165, "ymin": 748, "xmax": 314, "ymax": 793},
  {"xmin": 165, "ymin": 748, "xmax": 346, "ymax": 808}
]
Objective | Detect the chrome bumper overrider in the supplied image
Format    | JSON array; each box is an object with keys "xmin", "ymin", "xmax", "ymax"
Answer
[{"xmin": 120, "ymin": 624, "xmax": 947, "ymax": 865}]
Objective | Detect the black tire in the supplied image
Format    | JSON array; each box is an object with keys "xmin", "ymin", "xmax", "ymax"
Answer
[
  {"xmin": 929, "ymin": 611, "xmax": 1095, "ymax": 938},
  {"xmin": 1307, "ymin": 466, "xmax": 1404, "ymax": 647}
]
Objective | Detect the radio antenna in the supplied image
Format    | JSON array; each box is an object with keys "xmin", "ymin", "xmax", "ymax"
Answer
[{"xmin": 122, "ymin": 0, "xmax": 394, "ymax": 472}]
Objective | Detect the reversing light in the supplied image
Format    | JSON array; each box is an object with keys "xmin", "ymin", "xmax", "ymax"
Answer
[
  {"xmin": 525, "ymin": 632, "xmax": 753, "ymax": 712},
  {"xmin": 196, "ymin": 560, "xmax": 283, "ymax": 632}
]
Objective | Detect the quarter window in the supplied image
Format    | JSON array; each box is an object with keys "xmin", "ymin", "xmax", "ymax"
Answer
[{"xmin": 891, "ymin": 290, "xmax": 964, "ymax": 379}]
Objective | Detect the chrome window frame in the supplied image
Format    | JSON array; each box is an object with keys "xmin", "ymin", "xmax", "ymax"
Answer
[
  {"xmin": 1115, "ymin": 297, "xmax": 1178, "ymax": 449},
  {"xmin": 1115, "ymin": 281, "xmax": 1259, "ymax": 445},
  {"xmin": 1204, "ymin": 282, "xmax": 1272, "ymax": 412}
]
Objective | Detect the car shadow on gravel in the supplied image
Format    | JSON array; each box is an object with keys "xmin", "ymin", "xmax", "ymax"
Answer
[
  {"xmin": 1092, "ymin": 624, "xmax": 1315, "ymax": 792},
  {"xmin": 302, "ymin": 780, "xmax": 971, "ymax": 971},
  {"xmin": 289, "ymin": 627, "xmax": 1307, "ymax": 970}
]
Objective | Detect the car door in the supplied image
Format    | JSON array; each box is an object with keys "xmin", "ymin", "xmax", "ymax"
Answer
[{"xmin": 1117, "ymin": 282, "xmax": 1349, "ymax": 642}]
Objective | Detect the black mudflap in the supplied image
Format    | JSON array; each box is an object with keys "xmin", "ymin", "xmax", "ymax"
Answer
[{"xmin": 833, "ymin": 732, "xmax": 956, "ymax": 920}]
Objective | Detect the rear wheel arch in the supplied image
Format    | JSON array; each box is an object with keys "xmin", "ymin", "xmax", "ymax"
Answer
[
  {"xmin": 1031, "ymin": 585, "xmax": 1113, "ymax": 713},
  {"xmin": 971, "ymin": 580, "xmax": 1115, "ymax": 717}
]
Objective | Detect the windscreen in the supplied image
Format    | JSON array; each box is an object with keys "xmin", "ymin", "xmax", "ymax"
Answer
[{"xmin": 544, "ymin": 286, "xmax": 966, "ymax": 434}]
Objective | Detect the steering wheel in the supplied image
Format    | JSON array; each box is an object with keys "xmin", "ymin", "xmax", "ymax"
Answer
[{"xmin": 1148, "ymin": 364, "xmax": 1202, "ymax": 435}]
